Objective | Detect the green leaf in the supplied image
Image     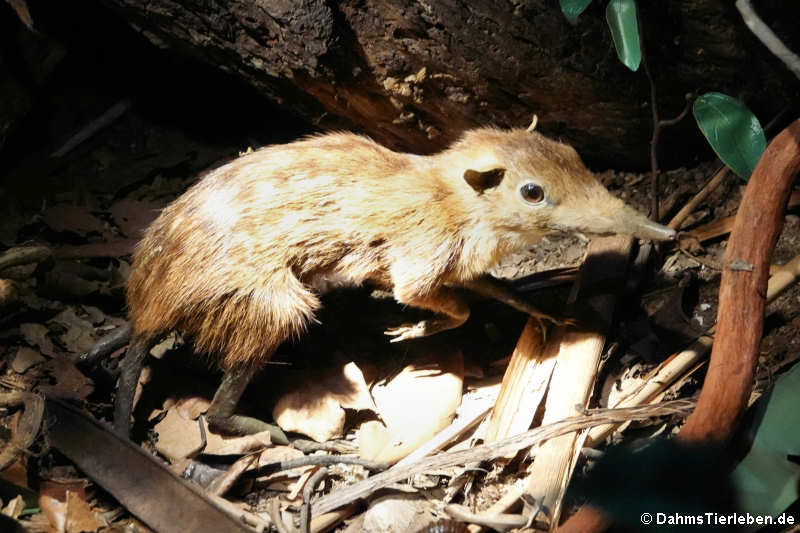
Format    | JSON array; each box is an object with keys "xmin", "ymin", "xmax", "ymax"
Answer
[
  {"xmin": 605, "ymin": 0, "xmax": 641, "ymax": 71},
  {"xmin": 693, "ymin": 93, "xmax": 766, "ymax": 180},
  {"xmin": 560, "ymin": 0, "xmax": 593, "ymax": 23},
  {"xmin": 731, "ymin": 362, "xmax": 800, "ymax": 531}
]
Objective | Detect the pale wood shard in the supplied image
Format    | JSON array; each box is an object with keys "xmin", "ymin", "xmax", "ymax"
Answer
[
  {"xmin": 523, "ymin": 235, "xmax": 633, "ymax": 528},
  {"xmin": 483, "ymin": 317, "xmax": 553, "ymax": 445}
]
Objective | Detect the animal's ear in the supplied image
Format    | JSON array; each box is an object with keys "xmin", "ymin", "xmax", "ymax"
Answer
[{"xmin": 463, "ymin": 168, "xmax": 506, "ymax": 194}]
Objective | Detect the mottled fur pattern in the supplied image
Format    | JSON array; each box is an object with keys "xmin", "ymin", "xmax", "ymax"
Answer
[{"xmin": 127, "ymin": 128, "xmax": 665, "ymax": 369}]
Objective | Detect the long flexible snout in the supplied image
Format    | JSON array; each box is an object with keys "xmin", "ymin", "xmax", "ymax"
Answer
[
  {"xmin": 630, "ymin": 217, "xmax": 677, "ymax": 241},
  {"xmin": 588, "ymin": 202, "xmax": 677, "ymax": 241}
]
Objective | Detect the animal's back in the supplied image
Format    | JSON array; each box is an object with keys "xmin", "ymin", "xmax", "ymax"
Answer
[{"xmin": 126, "ymin": 133, "xmax": 462, "ymax": 368}]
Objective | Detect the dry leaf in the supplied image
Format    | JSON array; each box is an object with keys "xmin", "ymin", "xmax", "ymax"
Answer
[
  {"xmin": 256, "ymin": 446, "xmax": 305, "ymax": 468},
  {"xmin": 42, "ymin": 206, "xmax": 106, "ymax": 237},
  {"xmin": 275, "ymin": 394, "xmax": 345, "ymax": 443},
  {"xmin": 109, "ymin": 199, "xmax": 162, "ymax": 238},
  {"xmin": 1, "ymin": 459, "xmax": 30, "ymax": 488},
  {"xmin": 79, "ymin": 305, "xmax": 106, "ymax": 326},
  {"xmin": 149, "ymin": 332, "xmax": 181, "ymax": 358},
  {"xmin": 1, "ymin": 495, "xmax": 25, "ymax": 519},
  {"xmin": 11, "ymin": 347, "xmax": 46, "ymax": 373},
  {"xmin": 37, "ymin": 357, "xmax": 94, "ymax": 400},
  {"xmin": 153, "ymin": 407, "xmax": 271, "ymax": 463},
  {"xmin": 20, "ymin": 323, "xmax": 56, "ymax": 356},
  {"xmin": 273, "ymin": 361, "xmax": 376, "ymax": 442},
  {"xmin": 173, "ymin": 396, "xmax": 211, "ymax": 420},
  {"xmin": 39, "ymin": 494, "xmax": 66, "ymax": 533},
  {"xmin": 361, "ymin": 495, "xmax": 438, "ymax": 533},
  {"xmin": 64, "ymin": 491, "xmax": 103, "ymax": 533},
  {"xmin": 0, "ymin": 278, "xmax": 17, "ymax": 304},
  {"xmin": 50, "ymin": 308, "xmax": 97, "ymax": 355},
  {"xmin": 40, "ymin": 479, "xmax": 90, "ymax": 503},
  {"xmin": 359, "ymin": 350, "xmax": 464, "ymax": 464}
]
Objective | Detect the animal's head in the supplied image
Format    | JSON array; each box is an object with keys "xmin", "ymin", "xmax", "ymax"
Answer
[{"xmin": 445, "ymin": 127, "xmax": 675, "ymax": 244}]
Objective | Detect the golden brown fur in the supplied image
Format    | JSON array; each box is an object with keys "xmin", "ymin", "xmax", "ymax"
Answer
[{"xmin": 127, "ymin": 128, "xmax": 669, "ymax": 369}]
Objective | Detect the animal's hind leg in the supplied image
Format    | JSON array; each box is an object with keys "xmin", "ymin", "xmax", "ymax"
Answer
[
  {"xmin": 201, "ymin": 275, "xmax": 314, "ymax": 444},
  {"xmin": 206, "ymin": 364, "xmax": 289, "ymax": 444},
  {"xmin": 113, "ymin": 337, "xmax": 153, "ymax": 437}
]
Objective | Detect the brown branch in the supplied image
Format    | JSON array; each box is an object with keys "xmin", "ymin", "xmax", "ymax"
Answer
[
  {"xmin": 555, "ymin": 117, "xmax": 800, "ymax": 533},
  {"xmin": 679, "ymin": 118, "xmax": 800, "ymax": 443}
]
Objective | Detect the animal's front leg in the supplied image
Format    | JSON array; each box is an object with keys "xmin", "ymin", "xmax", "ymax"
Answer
[
  {"xmin": 460, "ymin": 275, "xmax": 575, "ymax": 326},
  {"xmin": 385, "ymin": 286, "xmax": 470, "ymax": 342}
]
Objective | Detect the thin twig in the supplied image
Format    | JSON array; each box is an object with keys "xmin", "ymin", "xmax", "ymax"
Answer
[
  {"xmin": 312, "ymin": 400, "xmax": 694, "ymax": 515},
  {"xmin": 668, "ymin": 108, "xmax": 790, "ymax": 231},
  {"xmin": 209, "ymin": 453, "xmax": 258, "ymax": 497},
  {"xmin": 267, "ymin": 498, "xmax": 294, "ymax": 533},
  {"xmin": 641, "ymin": 29, "xmax": 661, "ymax": 220},
  {"xmin": 445, "ymin": 503, "xmax": 539, "ymax": 531},
  {"xmin": 246, "ymin": 455, "xmax": 387, "ymax": 478},
  {"xmin": 291, "ymin": 439, "xmax": 356, "ymax": 454},
  {"xmin": 659, "ymin": 100, "xmax": 693, "ymax": 128},
  {"xmin": 736, "ymin": 0, "xmax": 800, "ymax": 80},
  {"xmin": 0, "ymin": 246, "xmax": 52, "ymax": 272},
  {"xmin": 50, "ymin": 99, "xmax": 132, "ymax": 158},
  {"xmin": 638, "ymin": 3, "xmax": 694, "ymax": 221},
  {"xmin": 300, "ymin": 468, "xmax": 328, "ymax": 533},
  {"xmin": 678, "ymin": 248, "xmax": 721, "ymax": 271},
  {"xmin": 668, "ymin": 166, "xmax": 728, "ymax": 230}
]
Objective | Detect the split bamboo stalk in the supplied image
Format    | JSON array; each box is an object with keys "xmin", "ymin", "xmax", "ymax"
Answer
[
  {"xmin": 483, "ymin": 317, "xmax": 554, "ymax": 444},
  {"xmin": 524, "ymin": 235, "xmax": 634, "ymax": 527}
]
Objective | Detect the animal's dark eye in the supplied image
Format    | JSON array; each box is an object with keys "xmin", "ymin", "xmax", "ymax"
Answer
[{"xmin": 520, "ymin": 183, "xmax": 545, "ymax": 204}]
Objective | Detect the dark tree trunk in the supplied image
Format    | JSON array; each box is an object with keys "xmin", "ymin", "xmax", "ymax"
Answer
[{"xmin": 5, "ymin": 0, "xmax": 800, "ymax": 168}]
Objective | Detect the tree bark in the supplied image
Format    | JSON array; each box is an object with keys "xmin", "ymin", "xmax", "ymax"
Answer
[{"xmin": 54, "ymin": 0, "xmax": 800, "ymax": 166}]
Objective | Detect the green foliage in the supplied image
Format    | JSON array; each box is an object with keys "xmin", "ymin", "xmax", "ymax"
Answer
[
  {"xmin": 692, "ymin": 93, "xmax": 766, "ymax": 180},
  {"xmin": 560, "ymin": 0, "xmax": 594, "ymax": 23},
  {"xmin": 731, "ymin": 362, "xmax": 800, "ymax": 530},
  {"xmin": 560, "ymin": 4, "xmax": 766, "ymax": 182},
  {"xmin": 605, "ymin": 0, "xmax": 641, "ymax": 71}
]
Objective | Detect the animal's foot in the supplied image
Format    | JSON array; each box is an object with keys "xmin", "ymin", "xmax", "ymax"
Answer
[
  {"xmin": 539, "ymin": 313, "xmax": 577, "ymax": 328},
  {"xmin": 207, "ymin": 414, "xmax": 288, "ymax": 444},
  {"xmin": 384, "ymin": 321, "xmax": 431, "ymax": 342}
]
